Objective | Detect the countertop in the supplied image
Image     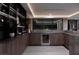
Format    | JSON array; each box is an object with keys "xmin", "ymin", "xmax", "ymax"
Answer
[
  {"xmin": 31, "ymin": 30, "xmax": 79, "ymax": 36},
  {"xmin": 31, "ymin": 30, "xmax": 63, "ymax": 33},
  {"xmin": 64, "ymin": 31, "xmax": 79, "ymax": 36}
]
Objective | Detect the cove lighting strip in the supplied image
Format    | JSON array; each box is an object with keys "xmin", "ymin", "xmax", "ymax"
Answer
[
  {"xmin": 27, "ymin": 3, "xmax": 79, "ymax": 18},
  {"xmin": 68, "ymin": 11, "xmax": 79, "ymax": 17},
  {"xmin": 34, "ymin": 15, "xmax": 69, "ymax": 18},
  {"xmin": 27, "ymin": 3, "xmax": 35, "ymax": 17}
]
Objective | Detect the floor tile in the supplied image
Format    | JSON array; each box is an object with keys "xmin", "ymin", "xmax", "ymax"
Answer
[{"xmin": 23, "ymin": 46, "xmax": 69, "ymax": 55}]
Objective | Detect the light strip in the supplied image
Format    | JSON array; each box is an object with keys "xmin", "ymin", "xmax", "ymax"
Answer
[
  {"xmin": 68, "ymin": 11, "xmax": 79, "ymax": 17},
  {"xmin": 35, "ymin": 15, "xmax": 69, "ymax": 18},
  {"xmin": 27, "ymin": 3, "xmax": 79, "ymax": 18},
  {"xmin": 27, "ymin": 3, "xmax": 35, "ymax": 17}
]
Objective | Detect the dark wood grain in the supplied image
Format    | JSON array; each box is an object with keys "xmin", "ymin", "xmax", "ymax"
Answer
[
  {"xmin": 50, "ymin": 33, "xmax": 64, "ymax": 46},
  {"xmin": 29, "ymin": 33, "xmax": 41, "ymax": 46},
  {"xmin": 0, "ymin": 33, "xmax": 28, "ymax": 55},
  {"xmin": 64, "ymin": 33, "xmax": 69, "ymax": 49}
]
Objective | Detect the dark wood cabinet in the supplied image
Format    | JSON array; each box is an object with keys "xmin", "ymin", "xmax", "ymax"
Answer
[
  {"xmin": 69, "ymin": 35, "xmax": 79, "ymax": 55},
  {"xmin": 21, "ymin": 34, "xmax": 28, "ymax": 50},
  {"xmin": 50, "ymin": 33, "xmax": 64, "ymax": 46},
  {"xmin": 29, "ymin": 33, "xmax": 64, "ymax": 46},
  {"xmin": 0, "ymin": 33, "xmax": 28, "ymax": 55},
  {"xmin": 63, "ymin": 33, "xmax": 79, "ymax": 55},
  {"xmin": 0, "ymin": 41, "xmax": 7, "ymax": 54},
  {"xmin": 49, "ymin": 33, "xmax": 55, "ymax": 45},
  {"xmin": 10, "ymin": 35, "xmax": 23, "ymax": 55},
  {"xmin": 64, "ymin": 33, "xmax": 69, "ymax": 49},
  {"xmin": 0, "ymin": 3, "xmax": 27, "ymax": 55},
  {"xmin": 54, "ymin": 33, "xmax": 64, "ymax": 45},
  {"xmin": 29, "ymin": 33, "xmax": 41, "ymax": 46}
]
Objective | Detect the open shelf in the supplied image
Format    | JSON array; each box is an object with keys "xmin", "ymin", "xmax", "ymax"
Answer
[{"xmin": 0, "ymin": 3, "xmax": 28, "ymax": 40}]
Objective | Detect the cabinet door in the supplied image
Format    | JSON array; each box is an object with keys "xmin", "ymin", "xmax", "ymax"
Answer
[
  {"xmin": 0, "ymin": 42, "xmax": 7, "ymax": 55},
  {"xmin": 7, "ymin": 36, "xmax": 22, "ymax": 55},
  {"xmin": 11, "ymin": 37, "xmax": 20, "ymax": 55},
  {"xmin": 6, "ymin": 38, "xmax": 17, "ymax": 55},
  {"xmin": 64, "ymin": 34, "xmax": 69, "ymax": 49},
  {"xmin": 50, "ymin": 33, "xmax": 55, "ymax": 45},
  {"xmin": 29, "ymin": 33, "xmax": 41, "ymax": 46},
  {"xmin": 50, "ymin": 33, "xmax": 64, "ymax": 46},
  {"xmin": 21, "ymin": 34, "xmax": 28, "ymax": 51},
  {"xmin": 69, "ymin": 35, "xmax": 79, "ymax": 55},
  {"xmin": 6, "ymin": 34, "xmax": 28, "ymax": 55},
  {"xmin": 54, "ymin": 33, "xmax": 64, "ymax": 45},
  {"xmin": 24, "ymin": 34, "xmax": 28, "ymax": 46}
]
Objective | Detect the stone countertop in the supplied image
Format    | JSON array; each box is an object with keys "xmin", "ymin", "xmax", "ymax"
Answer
[
  {"xmin": 31, "ymin": 30, "xmax": 63, "ymax": 33},
  {"xmin": 31, "ymin": 30, "xmax": 79, "ymax": 36},
  {"xmin": 64, "ymin": 31, "xmax": 79, "ymax": 36}
]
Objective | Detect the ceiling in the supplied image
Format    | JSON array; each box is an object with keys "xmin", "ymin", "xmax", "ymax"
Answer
[
  {"xmin": 22, "ymin": 3, "xmax": 79, "ymax": 18},
  {"xmin": 21, "ymin": 3, "xmax": 33, "ymax": 18}
]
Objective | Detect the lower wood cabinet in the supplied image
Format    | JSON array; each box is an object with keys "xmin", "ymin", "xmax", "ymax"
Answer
[
  {"xmin": 64, "ymin": 33, "xmax": 69, "ymax": 49},
  {"xmin": 0, "ymin": 41, "xmax": 7, "ymax": 55},
  {"xmin": 69, "ymin": 35, "xmax": 79, "ymax": 55},
  {"xmin": 0, "ymin": 33, "xmax": 28, "ymax": 55},
  {"xmin": 50, "ymin": 33, "xmax": 64, "ymax": 46},
  {"xmin": 29, "ymin": 33, "xmax": 64, "ymax": 46},
  {"xmin": 29, "ymin": 33, "xmax": 41, "ymax": 46},
  {"xmin": 63, "ymin": 33, "xmax": 79, "ymax": 55}
]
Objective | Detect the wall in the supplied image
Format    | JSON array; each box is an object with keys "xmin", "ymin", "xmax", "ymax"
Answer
[{"xmin": 63, "ymin": 18, "xmax": 68, "ymax": 31}]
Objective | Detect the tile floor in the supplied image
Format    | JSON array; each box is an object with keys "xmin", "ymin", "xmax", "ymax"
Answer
[{"xmin": 23, "ymin": 46, "xmax": 69, "ymax": 55}]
